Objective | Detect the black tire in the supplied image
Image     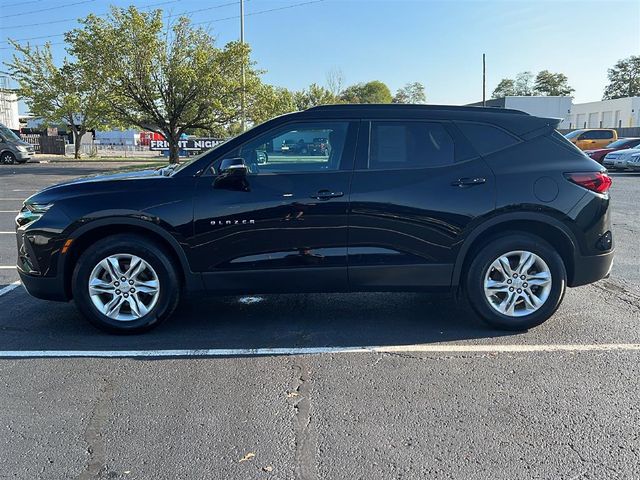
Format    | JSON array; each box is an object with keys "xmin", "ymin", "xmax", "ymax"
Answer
[
  {"xmin": 0, "ymin": 151, "xmax": 16, "ymax": 165},
  {"xmin": 72, "ymin": 234, "xmax": 180, "ymax": 334},
  {"xmin": 465, "ymin": 233, "xmax": 566, "ymax": 331}
]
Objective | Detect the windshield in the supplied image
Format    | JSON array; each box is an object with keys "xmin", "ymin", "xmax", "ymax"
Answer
[
  {"xmin": 564, "ymin": 130, "xmax": 582, "ymax": 139},
  {"xmin": 0, "ymin": 124, "xmax": 21, "ymax": 143}
]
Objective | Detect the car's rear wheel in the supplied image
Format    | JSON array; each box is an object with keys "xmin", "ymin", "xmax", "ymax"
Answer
[
  {"xmin": 72, "ymin": 234, "xmax": 180, "ymax": 333},
  {"xmin": 0, "ymin": 151, "xmax": 16, "ymax": 165},
  {"xmin": 466, "ymin": 233, "xmax": 566, "ymax": 330}
]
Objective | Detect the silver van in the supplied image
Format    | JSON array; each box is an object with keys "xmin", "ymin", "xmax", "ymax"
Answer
[{"xmin": 0, "ymin": 123, "xmax": 34, "ymax": 164}]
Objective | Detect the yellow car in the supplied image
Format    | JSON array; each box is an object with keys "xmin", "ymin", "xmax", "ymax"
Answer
[{"xmin": 564, "ymin": 129, "xmax": 618, "ymax": 150}]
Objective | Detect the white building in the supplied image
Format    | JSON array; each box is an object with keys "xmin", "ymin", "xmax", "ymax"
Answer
[
  {"xmin": 0, "ymin": 77, "xmax": 19, "ymax": 130},
  {"xmin": 568, "ymin": 97, "xmax": 640, "ymax": 129},
  {"xmin": 468, "ymin": 96, "xmax": 573, "ymax": 128},
  {"xmin": 94, "ymin": 129, "xmax": 140, "ymax": 146}
]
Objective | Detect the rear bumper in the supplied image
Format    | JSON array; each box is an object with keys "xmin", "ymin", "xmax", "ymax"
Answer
[
  {"xmin": 569, "ymin": 249, "xmax": 614, "ymax": 287},
  {"xmin": 18, "ymin": 269, "xmax": 69, "ymax": 302}
]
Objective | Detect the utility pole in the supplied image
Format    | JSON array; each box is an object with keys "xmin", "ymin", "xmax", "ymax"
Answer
[
  {"xmin": 482, "ymin": 53, "xmax": 486, "ymax": 107},
  {"xmin": 240, "ymin": 0, "xmax": 246, "ymax": 132}
]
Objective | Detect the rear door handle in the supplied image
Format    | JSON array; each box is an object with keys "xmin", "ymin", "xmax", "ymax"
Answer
[
  {"xmin": 311, "ymin": 189, "xmax": 344, "ymax": 200},
  {"xmin": 451, "ymin": 177, "xmax": 486, "ymax": 187}
]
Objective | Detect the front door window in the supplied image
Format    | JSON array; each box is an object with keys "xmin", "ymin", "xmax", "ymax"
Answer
[{"xmin": 228, "ymin": 122, "xmax": 350, "ymax": 174}]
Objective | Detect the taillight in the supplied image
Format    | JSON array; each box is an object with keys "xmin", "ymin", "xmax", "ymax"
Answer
[{"xmin": 564, "ymin": 171, "xmax": 612, "ymax": 194}]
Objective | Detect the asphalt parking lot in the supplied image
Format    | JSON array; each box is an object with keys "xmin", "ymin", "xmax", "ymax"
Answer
[{"xmin": 1, "ymin": 162, "xmax": 640, "ymax": 479}]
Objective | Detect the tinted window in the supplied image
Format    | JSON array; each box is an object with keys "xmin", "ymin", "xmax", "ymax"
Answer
[
  {"xmin": 456, "ymin": 122, "xmax": 519, "ymax": 156},
  {"xmin": 580, "ymin": 130, "xmax": 614, "ymax": 140},
  {"xmin": 606, "ymin": 138, "xmax": 639, "ymax": 148},
  {"xmin": 230, "ymin": 122, "xmax": 349, "ymax": 174},
  {"xmin": 369, "ymin": 121, "xmax": 454, "ymax": 169},
  {"xmin": 564, "ymin": 130, "xmax": 582, "ymax": 139}
]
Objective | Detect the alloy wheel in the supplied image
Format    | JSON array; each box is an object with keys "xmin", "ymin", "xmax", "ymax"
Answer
[
  {"xmin": 483, "ymin": 250, "xmax": 552, "ymax": 317},
  {"xmin": 88, "ymin": 254, "xmax": 160, "ymax": 321}
]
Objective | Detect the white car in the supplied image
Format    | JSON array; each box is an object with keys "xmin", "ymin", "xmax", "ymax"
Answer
[
  {"xmin": 626, "ymin": 150, "xmax": 640, "ymax": 171},
  {"xmin": 602, "ymin": 148, "xmax": 640, "ymax": 170}
]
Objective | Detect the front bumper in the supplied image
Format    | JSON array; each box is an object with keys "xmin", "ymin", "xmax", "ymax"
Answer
[
  {"xmin": 18, "ymin": 268, "xmax": 69, "ymax": 301},
  {"xmin": 603, "ymin": 158, "xmax": 627, "ymax": 169},
  {"xmin": 569, "ymin": 249, "xmax": 614, "ymax": 287},
  {"xmin": 16, "ymin": 151, "xmax": 34, "ymax": 162}
]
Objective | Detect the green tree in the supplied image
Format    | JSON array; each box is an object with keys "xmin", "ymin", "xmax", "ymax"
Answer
[
  {"xmin": 250, "ymin": 85, "xmax": 296, "ymax": 125},
  {"xmin": 603, "ymin": 55, "xmax": 640, "ymax": 100},
  {"xmin": 67, "ymin": 6, "xmax": 263, "ymax": 163},
  {"xmin": 534, "ymin": 70, "xmax": 574, "ymax": 96},
  {"xmin": 293, "ymin": 83, "xmax": 337, "ymax": 110},
  {"xmin": 514, "ymin": 71, "xmax": 535, "ymax": 96},
  {"xmin": 392, "ymin": 82, "xmax": 426, "ymax": 104},
  {"xmin": 491, "ymin": 78, "xmax": 516, "ymax": 99},
  {"xmin": 340, "ymin": 80, "xmax": 392, "ymax": 104},
  {"xmin": 6, "ymin": 41, "xmax": 109, "ymax": 159}
]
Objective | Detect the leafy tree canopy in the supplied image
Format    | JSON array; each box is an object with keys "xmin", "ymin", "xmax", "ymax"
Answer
[
  {"xmin": 534, "ymin": 70, "xmax": 574, "ymax": 96},
  {"xmin": 393, "ymin": 82, "xmax": 426, "ymax": 104},
  {"xmin": 340, "ymin": 80, "xmax": 392, "ymax": 104},
  {"xmin": 493, "ymin": 70, "xmax": 574, "ymax": 98},
  {"xmin": 6, "ymin": 41, "xmax": 110, "ymax": 158},
  {"xmin": 67, "ymin": 6, "xmax": 264, "ymax": 163},
  {"xmin": 603, "ymin": 55, "xmax": 640, "ymax": 100}
]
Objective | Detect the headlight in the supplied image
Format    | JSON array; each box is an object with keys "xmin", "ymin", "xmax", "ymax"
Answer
[{"xmin": 25, "ymin": 203, "xmax": 54, "ymax": 214}]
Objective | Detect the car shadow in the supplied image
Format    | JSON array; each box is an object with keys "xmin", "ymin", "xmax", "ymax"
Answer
[{"xmin": 0, "ymin": 290, "xmax": 516, "ymax": 352}]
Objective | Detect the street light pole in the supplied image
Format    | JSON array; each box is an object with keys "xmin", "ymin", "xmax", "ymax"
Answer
[{"xmin": 240, "ymin": 0, "xmax": 246, "ymax": 132}]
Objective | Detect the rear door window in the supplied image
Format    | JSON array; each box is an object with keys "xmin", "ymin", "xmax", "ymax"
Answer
[
  {"xmin": 455, "ymin": 122, "xmax": 520, "ymax": 156},
  {"xmin": 368, "ymin": 121, "xmax": 455, "ymax": 169}
]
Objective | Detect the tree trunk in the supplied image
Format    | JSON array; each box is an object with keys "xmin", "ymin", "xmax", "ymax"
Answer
[
  {"xmin": 168, "ymin": 133, "xmax": 180, "ymax": 164},
  {"xmin": 72, "ymin": 129, "xmax": 85, "ymax": 159}
]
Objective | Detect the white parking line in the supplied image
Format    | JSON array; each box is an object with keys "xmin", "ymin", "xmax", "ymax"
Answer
[
  {"xmin": 0, "ymin": 199, "xmax": 24, "ymax": 201},
  {"xmin": 0, "ymin": 281, "xmax": 20, "ymax": 297},
  {"xmin": 0, "ymin": 343, "xmax": 639, "ymax": 358},
  {"xmin": 0, "ymin": 232, "xmax": 14, "ymax": 234},
  {"xmin": 0, "ymin": 211, "xmax": 17, "ymax": 213},
  {"xmin": 0, "ymin": 266, "xmax": 16, "ymax": 269}
]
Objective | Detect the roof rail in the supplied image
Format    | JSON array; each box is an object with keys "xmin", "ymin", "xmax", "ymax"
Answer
[{"xmin": 305, "ymin": 103, "xmax": 528, "ymax": 115}]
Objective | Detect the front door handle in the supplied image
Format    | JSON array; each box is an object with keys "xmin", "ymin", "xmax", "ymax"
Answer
[
  {"xmin": 451, "ymin": 177, "xmax": 486, "ymax": 187},
  {"xmin": 311, "ymin": 189, "xmax": 344, "ymax": 200}
]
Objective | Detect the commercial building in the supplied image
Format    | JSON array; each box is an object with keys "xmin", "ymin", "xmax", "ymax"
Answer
[
  {"xmin": 567, "ymin": 97, "xmax": 640, "ymax": 129},
  {"xmin": 0, "ymin": 76, "xmax": 19, "ymax": 130},
  {"xmin": 468, "ymin": 96, "xmax": 572, "ymax": 128}
]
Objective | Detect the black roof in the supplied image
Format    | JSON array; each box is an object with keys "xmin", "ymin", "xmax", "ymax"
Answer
[
  {"xmin": 286, "ymin": 103, "xmax": 558, "ymax": 138},
  {"xmin": 306, "ymin": 103, "xmax": 527, "ymax": 116}
]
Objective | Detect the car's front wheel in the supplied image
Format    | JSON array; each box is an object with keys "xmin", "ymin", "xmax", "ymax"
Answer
[
  {"xmin": 0, "ymin": 151, "xmax": 17, "ymax": 165},
  {"xmin": 72, "ymin": 234, "xmax": 180, "ymax": 333},
  {"xmin": 466, "ymin": 233, "xmax": 566, "ymax": 330}
]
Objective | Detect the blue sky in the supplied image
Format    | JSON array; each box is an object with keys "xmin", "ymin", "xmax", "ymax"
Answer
[{"xmin": 1, "ymin": 0, "xmax": 639, "ymax": 113}]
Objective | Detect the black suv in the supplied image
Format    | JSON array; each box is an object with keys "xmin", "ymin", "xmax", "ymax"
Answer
[{"xmin": 15, "ymin": 105, "xmax": 614, "ymax": 333}]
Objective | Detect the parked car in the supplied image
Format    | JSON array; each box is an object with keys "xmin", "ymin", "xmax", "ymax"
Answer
[
  {"xmin": 281, "ymin": 138, "xmax": 308, "ymax": 155},
  {"xmin": 603, "ymin": 148, "xmax": 640, "ymax": 170},
  {"xmin": 0, "ymin": 123, "xmax": 35, "ymax": 164},
  {"xmin": 309, "ymin": 137, "xmax": 329, "ymax": 156},
  {"xmin": 626, "ymin": 151, "xmax": 640, "ymax": 171},
  {"xmin": 584, "ymin": 137, "xmax": 640, "ymax": 163},
  {"xmin": 15, "ymin": 104, "xmax": 613, "ymax": 333},
  {"xmin": 564, "ymin": 128, "xmax": 617, "ymax": 150}
]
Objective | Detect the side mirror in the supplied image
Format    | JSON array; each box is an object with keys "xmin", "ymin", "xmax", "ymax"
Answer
[{"xmin": 219, "ymin": 157, "xmax": 247, "ymax": 176}]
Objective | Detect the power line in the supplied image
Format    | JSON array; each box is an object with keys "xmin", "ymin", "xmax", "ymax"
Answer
[
  {"xmin": 3, "ymin": 0, "xmax": 240, "ymax": 41},
  {"xmin": 0, "ymin": 0, "xmax": 324, "ymax": 50},
  {"xmin": 194, "ymin": 1, "xmax": 325, "ymax": 28},
  {"xmin": 1, "ymin": 0, "xmax": 216, "ymax": 30},
  {"xmin": 2, "ymin": 0, "xmax": 96, "ymax": 19},
  {"xmin": 0, "ymin": 0, "xmax": 44, "ymax": 8}
]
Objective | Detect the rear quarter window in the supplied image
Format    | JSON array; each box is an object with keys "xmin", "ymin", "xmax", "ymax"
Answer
[{"xmin": 455, "ymin": 122, "xmax": 520, "ymax": 156}]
